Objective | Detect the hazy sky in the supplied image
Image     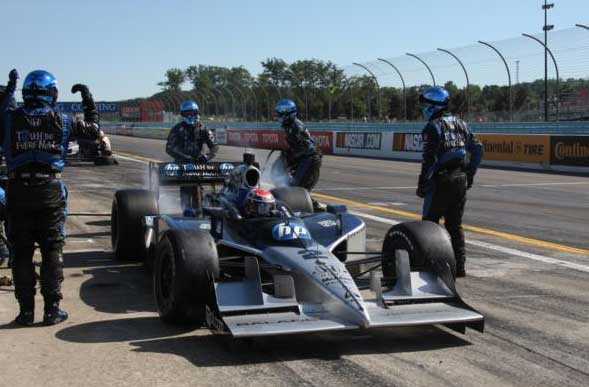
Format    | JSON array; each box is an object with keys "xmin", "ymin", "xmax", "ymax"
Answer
[{"xmin": 0, "ymin": 0, "xmax": 587, "ymax": 101}]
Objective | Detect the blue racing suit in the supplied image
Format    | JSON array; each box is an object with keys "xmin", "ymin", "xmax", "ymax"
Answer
[
  {"xmin": 281, "ymin": 117, "xmax": 322, "ymax": 191},
  {"xmin": 0, "ymin": 83, "xmax": 100, "ymax": 307},
  {"xmin": 417, "ymin": 114, "xmax": 483, "ymax": 269},
  {"xmin": 166, "ymin": 122, "xmax": 219, "ymax": 210}
]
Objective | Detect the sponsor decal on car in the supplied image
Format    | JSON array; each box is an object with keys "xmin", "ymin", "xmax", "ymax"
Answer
[
  {"xmin": 219, "ymin": 163, "xmax": 235, "ymax": 174},
  {"xmin": 272, "ymin": 222, "xmax": 311, "ymax": 241},
  {"xmin": 164, "ymin": 163, "xmax": 180, "ymax": 176}
]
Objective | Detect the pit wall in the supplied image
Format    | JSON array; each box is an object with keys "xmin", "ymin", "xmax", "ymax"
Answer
[{"xmin": 103, "ymin": 125, "xmax": 589, "ymax": 173}]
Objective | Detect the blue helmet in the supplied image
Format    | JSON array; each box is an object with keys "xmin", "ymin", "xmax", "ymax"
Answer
[
  {"xmin": 419, "ymin": 86, "xmax": 449, "ymax": 120},
  {"xmin": 275, "ymin": 99, "xmax": 297, "ymax": 123},
  {"xmin": 180, "ymin": 100, "xmax": 199, "ymax": 125},
  {"xmin": 22, "ymin": 70, "xmax": 58, "ymax": 106}
]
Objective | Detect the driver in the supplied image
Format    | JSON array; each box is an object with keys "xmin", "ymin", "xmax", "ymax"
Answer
[
  {"xmin": 242, "ymin": 188, "xmax": 277, "ymax": 218},
  {"xmin": 166, "ymin": 100, "xmax": 219, "ymax": 210}
]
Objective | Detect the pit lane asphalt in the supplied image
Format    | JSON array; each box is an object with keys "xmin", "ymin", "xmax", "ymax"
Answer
[{"xmin": 0, "ymin": 133, "xmax": 587, "ymax": 387}]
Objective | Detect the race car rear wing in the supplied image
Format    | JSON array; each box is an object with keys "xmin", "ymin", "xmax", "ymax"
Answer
[{"xmin": 148, "ymin": 161, "xmax": 238, "ymax": 190}]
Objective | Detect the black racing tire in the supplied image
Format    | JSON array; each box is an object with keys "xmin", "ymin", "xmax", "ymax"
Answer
[
  {"xmin": 381, "ymin": 220, "xmax": 456, "ymax": 279},
  {"xmin": 271, "ymin": 186, "xmax": 314, "ymax": 214},
  {"xmin": 154, "ymin": 229, "xmax": 219, "ymax": 325},
  {"xmin": 111, "ymin": 189, "xmax": 158, "ymax": 261}
]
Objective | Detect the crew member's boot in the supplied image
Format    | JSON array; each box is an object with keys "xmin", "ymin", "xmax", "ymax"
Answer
[
  {"xmin": 43, "ymin": 301, "xmax": 68, "ymax": 326},
  {"xmin": 14, "ymin": 298, "xmax": 34, "ymax": 326}
]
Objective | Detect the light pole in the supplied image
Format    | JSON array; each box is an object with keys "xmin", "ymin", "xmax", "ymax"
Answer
[
  {"xmin": 437, "ymin": 48, "xmax": 470, "ymax": 116},
  {"xmin": 522, "ymin": 33, "xmax": 560, "ymax": 120},
  {"xmin": 377, "ymin": 58, "xmax": 407, "ymax": 121},
  {"xmin": 352, "ymin": 62, "xmax": 381, "ymax": 120},
  {"xmin": 406, "ymin": 53, "xmax": 436, "ymax": 86},
  {"xmin": 478, "ymin": 40, "xmax": 513, "ymax": 121},
  {"xmin": 542, "ymin": 1, "xmax": 555, "ymax": 122}
]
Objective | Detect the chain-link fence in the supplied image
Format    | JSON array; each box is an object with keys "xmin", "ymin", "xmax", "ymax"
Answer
[
  {"xmin": 346, "ymin": 27, "xmax": 589, "ymax": 122},
  {"xmin": 107, "ymin": 27, "xmax": 589, "ymax": 124}
]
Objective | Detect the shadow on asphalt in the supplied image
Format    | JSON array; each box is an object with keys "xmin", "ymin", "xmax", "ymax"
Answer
[
  {"xmin": 55, "ymin": 316, "xmax": 193, "ymax": 343},
  {"xmin": 56, "ymin": 316, "xmax": 471, "ymax": 365},
  {"xmin": 63, "ymin": 251, "xmax": 154, "ymax": 314},
  {"xmin": 67, "ymin": 231, "xmax": 111, "ymax": 239},
  {"xmin": 84, "ymin": 219, "xmax": 111, "ymax": 227}
]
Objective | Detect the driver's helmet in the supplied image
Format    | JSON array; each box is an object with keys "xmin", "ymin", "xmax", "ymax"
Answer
[
  {"xmin": 180, "ymin": 100, "xmax": 200, "ymax": 125},
  {"xmin": 243, "ymin": 188, "xmax": 276, "ymax": 218}
]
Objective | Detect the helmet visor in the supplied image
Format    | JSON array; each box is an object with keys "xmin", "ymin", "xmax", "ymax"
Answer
[{"xmin": 181, "ymin": 110, "xmax": 199, "ymax": 117}]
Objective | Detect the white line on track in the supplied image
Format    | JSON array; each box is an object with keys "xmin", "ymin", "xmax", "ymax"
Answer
[
  {"xmin": 318, "ymin": 186, "xmax": 416, "ymax": 191},
  {"xmin": 480, "ymin": 182, "xmax": 589, "ymax": 188},
  {"xmin": 349, "ymin": 210, "xmax": 589, "ymax": 274},
  {"xmin": 114, "ymin": 153, "xmax": 149, "ymax": 164},
  {"xmin": 319, "ymin": 181, "xmax": 589, "ymax": 191}
]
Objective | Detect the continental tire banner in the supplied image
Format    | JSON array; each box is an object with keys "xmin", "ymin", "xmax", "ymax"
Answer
[
  {"xmin": 226, "ymin": 129, "xmax": 332, "ymax": 154},
  {"xmin": 478, "ymin": 134, "xmax": 550, "ymax": 163},
  {"xmin": 550, "ymin": 136, "xmax": 589, "ymax": 166},
  {"xmin": 392, "ymin": 132, "xmax": 422, "ymax": 152},
  {"xmin": 335, "ymin": 132, "xmax": 381, "ymax": 150}
]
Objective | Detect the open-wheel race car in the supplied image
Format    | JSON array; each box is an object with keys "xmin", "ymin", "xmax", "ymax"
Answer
[
  {"xmin": 67, "ymin": 130, "xmax": 117, "ymax": 165},
  {"xmin": 110, "ymin": 153, "xmax": 484, "ymax": 338}
]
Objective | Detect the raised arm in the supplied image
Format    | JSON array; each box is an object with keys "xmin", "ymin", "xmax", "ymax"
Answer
[{"xmin": 70, "ymin": 84, "xmax": 100, "ymax": 139}]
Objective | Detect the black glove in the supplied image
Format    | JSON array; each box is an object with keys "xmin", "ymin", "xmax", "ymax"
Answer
[
  {"xmin": 197, "ymin": 154, "xmax": 208, "ymax": 163},
  {"xmin": 416, "ymin": 179, "xmax": 432, "ymax": 198},
  {"xmin": 465, "ymin": 168, "xmax": 475, "ymax": 190},
  {"xmin": 71, "ymin": 84, "xmax": 91, "ymax": 100},
  {"xmin": 7, "ymin": 69, "xmax": 18, "ymax": 89}
]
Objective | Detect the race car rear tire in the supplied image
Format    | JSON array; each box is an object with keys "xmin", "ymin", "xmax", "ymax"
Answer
[
  {"xmin": 154, "ymin": 229, "xmax": 219, "ymax": 325},
  {"xmin": 381, "ymin": 220, "xmax": 456, "ymax": 279},
  {"xmin": 111, "ymin": 189, "xmax": 158, "ymax": 261},
  {"xmin": 271, "ymin": 186, "xmax": 314, "ymax": 214}
]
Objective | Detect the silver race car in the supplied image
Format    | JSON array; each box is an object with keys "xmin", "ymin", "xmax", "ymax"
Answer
[{"xmin": 110, "ymin": 153, "xmax": 484, "ymax": 338}]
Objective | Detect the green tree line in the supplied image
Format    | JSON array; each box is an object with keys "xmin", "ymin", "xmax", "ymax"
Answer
[{"xmin": 153, "ymin": 59, "xmax": 589, "ymax": 122}]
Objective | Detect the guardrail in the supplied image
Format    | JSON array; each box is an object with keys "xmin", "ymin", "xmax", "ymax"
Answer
[{"xmin": 103, "ymin": 120, "xmax": 589, "ymax": 134}]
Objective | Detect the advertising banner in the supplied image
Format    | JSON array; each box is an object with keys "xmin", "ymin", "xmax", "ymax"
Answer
[
  {"xmin": 550, "ymin": 136, "xmax": 589, "ymax": 166},
  {"xmin": 392, "ymin": 132, "xmax": 423, "ymax": 152},
  {"xmin": 335, "ymin": 132, "xmax": 381, "ymax": 150},
  {"xmin": 226, "ymin": 129, "xmax": 332, "ymax": 154},
  {"xmin": 57, "ymin": 102, "xmax": 119, "ymax": 114},
  {"xmin": 478, "ymin": 134, "xmax": 550, "ymax": 163},
  {"xmin": 214, "ymin": 128, "xmax": 227, "ymax": 145}
]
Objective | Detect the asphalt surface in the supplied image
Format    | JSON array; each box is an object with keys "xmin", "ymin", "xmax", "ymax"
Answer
[{"xmin": 0, "ymin": 133, "xmax": 588, "ymax": 387}]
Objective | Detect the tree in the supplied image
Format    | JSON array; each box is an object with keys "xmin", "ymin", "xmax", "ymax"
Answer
[{"xmin": 157, "ymin": 68, "xmax": 185, "ymax": 92}]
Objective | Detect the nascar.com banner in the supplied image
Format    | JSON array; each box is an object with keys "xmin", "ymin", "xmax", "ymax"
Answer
[
  {"xmin": 336, "ymin": 132, "xmax": 382, "ymax": 150},
  {"xmin": 226, "ymin": 129, "xmax": 332, "ymax": 154}
]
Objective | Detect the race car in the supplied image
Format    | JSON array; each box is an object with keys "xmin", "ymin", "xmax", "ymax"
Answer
[
  {"xmin": 110, "ymin": 153, "xmax": 484, "ymax": 338},
  {"xmin": 68, "ymin": 130, "xmax": 117, "ymax": 165}
]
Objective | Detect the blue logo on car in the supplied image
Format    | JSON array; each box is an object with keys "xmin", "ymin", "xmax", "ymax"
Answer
[{"xmin": 272, "ymin": 222, "xmax": 311, "ymax": 241}]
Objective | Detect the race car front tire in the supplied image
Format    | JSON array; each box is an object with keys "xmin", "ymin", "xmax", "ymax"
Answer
[
  {"xmin": 381, "ymin": 220, "xmax": 456, "ymax": 280},
  {"xmin": 111, "ymin": 189, "xmax": 158, "ymax": 261},
  {"xmin": 154, "ymin": 229, "xmax": 219, "ymax": 325}
]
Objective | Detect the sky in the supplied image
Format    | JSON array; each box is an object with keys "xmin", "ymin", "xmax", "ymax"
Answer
[{"xmin": 0, "ymin": 0, "xmax": 587, "ymax": 101}]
